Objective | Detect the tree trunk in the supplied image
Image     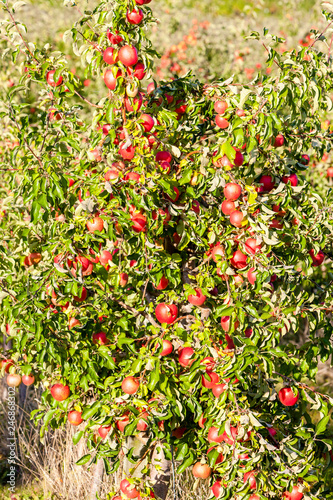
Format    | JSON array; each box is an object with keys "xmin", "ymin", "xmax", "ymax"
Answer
[{"xmin": 150, "ymin": 442, "xmax": 171, "ymax": 500}]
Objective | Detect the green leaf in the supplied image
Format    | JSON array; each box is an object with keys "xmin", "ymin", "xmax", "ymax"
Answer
[{"xmin": 315, "ymin": 415, "xmax": 330, "ymax": 435}]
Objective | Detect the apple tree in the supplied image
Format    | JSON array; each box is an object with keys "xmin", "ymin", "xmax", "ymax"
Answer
[{"xmin": 1, "ymin": 0, "xmax": 333, "ymax": 499}]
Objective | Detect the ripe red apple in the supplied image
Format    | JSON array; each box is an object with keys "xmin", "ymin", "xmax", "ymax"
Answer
[
  {"xmin": 156, "ymin": 151, "xmax": 172, "ymax": 163},
  {"xmin": 107, "ymin": 29, "xmax": 123, "ymax": 44},
  {"xmin": 309, "ymin": 249, "xmax": 325, "ymax": 267},
  {"xmin": 120, "ymin": 478, "xmax": 140, "ymax": 499},
  {"xmin": 100, "ymin": 250, "xmax": 113, "ymax": 267},
  {"xmin": 214, "ymin": 100, "xmax": 228, "ymax": 114},
  {"xmin": 92, "ymin": 332, "xmax": 108, "ymax": 345},
  {"xmin": 126, "ymin": 8, "xmax": 143, "ymax": 25},
  {"xmin": 125, "ymin": 93, "xmax": 143, "ymax": 113},
  {"xmin": 273, "ymin": 134, "xmax": 284, "ymax": 147},
  {"xmin": 131, "ymin": 214, "xmax": 147, "ymax": 233},
  {"xmin": 221, "ymin": 316, "xmax": 231, "ymax": 332},
  {"xmin": 51, "ymin": 383, "xmax": 70, "ymax": 401},
  {"xmin": 268, "ymin": 427, "xmax": 277, "ymax": 438},
  {"xmin": 245, "ymin": 238, "xmax": 261, "ymax": 255},
  {"xmin": 202, "ymin": 371, "xmax": 219, "ymax": 388},
  {"xmin": 73, "ymin": 287, "xmax": 87, "ymax": 302},
  {"xmin": 122, "ymin": 376, "xmax": 139, "ymax": 395},
  {"xmin": 192, "ymin": 462, "xmax": 211, "ymax": 479},
  {"xmin": 7, "ymin": 374, "xmax": 22, "ymax": 387},
  {"xmin": 172, "ymin": 427, "xmax": 187, "ymax": 438},
  {"xmin": 103, "ymin": 47, "xmax": 118, "ymax": 65},
  {"xmin": 104, "ymin": 68, "xmax": 122, "ymax": 90},
  {"xmin": 282, "ymin": 173, "xmax": 298, "ymax": 186},
  {"xmin": 140, "ymin": 113, "xmax": 154, "ymax": 132},
  {"xmin": 73, "ymin": 256, "xmax": 94, "ymax": 277},
  {"xmin": 327, "ymin": 167, "xmax": 333, "ymax": 177},
  {"xmin": 178, "ymin": 347, "xmax": 194, "ymax": 367},
  {"xmin": 278, "ymin": 387, "xmax": 299, "ymax": 406},
  {"xmin": 224, "ymin": 183, "xmax": 241, "ymax": 201},
  {"xmin": 258, "ymin": 175, "xmax": 275, "ymax": 192},
  {"xmin": 243, "ymin": 470, "xmax": 257, "ymax": 489},
  {"xmin": 104, "ymin": 168, "xmax": 120, "ymax": 180},
  {"xmin": 87, "ymin": 217, "xmax": 104, "ymax": 233},
  {"xmin": 69, "ymin": 317, "xmax": 81, "ymax": 329},
  {"xmin": 160, "ymin": 339, "xmax": 173, "ymax": 356},
  {"xmin": 128, "ymin": 61, "xmax": 146, "ymax": 80},
  {"xmin": 211, "ymin": 244, "xmax": 224, "ymax": 262},
  {"xmin": 233, "ymin": 148, "xmax": 244, "ymax": 167},
  {"xmin": 300, "ymin": 154, "xmax": 310, "ymax": 165},
  {"xmin": 68, "ymin": 410, "xmax": 83, "ymax": 426},
  {"xmin": 136, "ymin": 411, "xmax": 149, "ymax": 431},
  {"xmin": 118, "ymin": 45, "xmax": 138, "ymax": 67},
  {"xmin": 212, "ymin": 481, "xmax": 223, "ymax": 498},
  {"xmin": 230, "ymin": 210, "xmax": 244, "ymax": 227},
  {"xmin": 245, "ymin": 327, "xmax": 253, "ymax": 338},
  {"xmin": 283, "ymin": 485, "xmax": 303, "ymax": 500},
  {"xmin": 221, "ymin": 200, "xmax": 235, "ymax": 215},
  {"xmin": 270, "ymin": 218, "xmax": 284, "ymax": 230},
  {"xmin": 215, "ymin": 116, "xmax": 229, "ymax": 129},
  {"xmin": 119, "ymin": 273, "xmax": 129, "ymax": 287},
  {"xmin": 207, "ymin": 426, "xmax": 224, "ymax": 443},
  {"xmin": 98, "ymin": 425, "xmax": 112, "ymax": 439},
  {"xmin": 225, "ymin": 333, "xmax": 236, "ymax": 349},
  {"xmin": 164, "ymin": 186, "xmax": 180, "ymax": 202},
  {"xmin": 247, "ymin": 267, "xmax": 257, "ymax": 285},
  {"xmin": 188, "ymin": 288, "xmax": 206, "ymax": 306},
  {"xmin": 154, "ymin": 276, "xmax": 169, "ymax": 290},
  {"xmin": 22, "ymin": 374, "xmax": 35, "ymax": 386},
  {"xmin": 119, "ymin": 142, "xmax": 135, "ymax": 160},
  {"xmin": 46, "ymin": 70, "xmax": 63, "ymax": 87},
  {"xmin": 230, "ymin": 250, "xmax": 247, "ymax": 269},
  {"xmin": 155, "ymin": 303, "xmax": 178, "ymax": 324},
  {"xmin": 212, "ymin": 383, "xmax": 227, "ymax": 398},
  {"xmin": 117, "ymin": 414, "xmax": 130, "ymax": 432},
  {"xmin": 249, "ymin": 495, "xmax": 260, "ymax": 500}
]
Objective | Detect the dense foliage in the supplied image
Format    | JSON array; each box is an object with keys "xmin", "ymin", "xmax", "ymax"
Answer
[{"xmin": 1, "ymin": 0, "xmax": 333, "ymax": 499}]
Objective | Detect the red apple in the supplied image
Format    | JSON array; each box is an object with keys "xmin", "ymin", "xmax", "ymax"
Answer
[
  {"xmin": 98, "ymin": 425, "xmax": 112, "ymax": 439},
  {"xmin": 140, "ymin": 113, "xmax": 154, "ymax": 132},
  {"xmin": 117, "ymin": 414, "xmax": 130, "ymax": 432},
  {"xmin": 188, "ymin": 288, "xmax": 206, "ymax": 306},
  {"xmin": 215, "ymin": 116, "xmax": 229, "ymax": 129},
  {"xmin": 283, "ymin": 485, "xmax": 303, "ymax": 500},
  {"xmin": 243, "ymin": 470, "xmax": 257, "ymax": 489},
  {"xmin": 224, "ymin": 183, "xmax": 241, "ymax": 201},
  {"xmin": 221, "ymin": 200, "xmax": 235, "ymax": 215},
  {"xmin": 118, "ymin": 45, "xmax": 138, "ymax": 67},
  {"xmin": 160, "ymin": 339, "xmax": 173, "ymax": 356},
  {"xmin": 119, "ymin": 142, "xmax": 135, "ymax": 160},
  {"xmin": 68, "ymin": 410, "xmax": 83, "ymax": 426},
  {"xmin": 126, "ymin": 8, "xmax": 143, "ymax": 25},
  {"xmin": 120, "ymin": 478, "xmax": 140, "ymax": 499},
  {"xmin": 154, "ymin": 276, "xmax": 169, "ymax": 290},
  {"xmin": 282, "ymin": 173, "xmax": 298, "ymax": 186},
  {"xmin": 258, "ymin": 175, "xmax": 275, "ymax": 192},
  {"xmin": 230, "ymin": 250, "xmax": 247, "ymax": 269},
  {"xmin": 202, "ymin": 371, "xmax": 219, "ymax": 388},
  {"xmin": 212, "ymin": 481, "xmax": 223, "ymax": 498},
  {"xmin": 178, "ymin": 347, "xmax": 194, "ymax": 367},
  {"xmin": 212, "ymin": 383, "xmax": 227, "ymax": 397},
  {"xmin": 1, "ymin": 359, "xmax": 14, "ymax": 373},
  {"xmin": 103, "ymin": 47, "xmax": 118, "ymax": 65},
  {"xmin": 207, "ymin": 426, "xmax": 224, "ymax": 443},
  {"xmin": 119, "ymin": 273, "xmax": 129, "ymax": 286},
  {"xmin": 46, "ymin": 70, "xmax": 62, "ymax": 87},
  {"xmin": 214, "ymin": 101, "xmax": 228, "ymax": 114},
  {"xmin": 244, "ymin": 238, "xmax": 261, "ymax": 255},
  {"xmin": 122, "ymin": 376, "xmax": 139, "ymax": 395},
  {"xmin": 309, "ymin": 249, "xmax": 325, "ymax": 267},
  {"xmin": 155, "ymin": 303, "xmax": 178, "ymax": 324},
  {"xmin": 92, "ymin": 332, "xmax": 108, "ymax": 345},
  {"xmin": 7, "ymin": 374, "xmax": 22, "ymax": 387},
  {"xmin": 192, "ymin": 462, "xmax": 211, "ymax": 479},
  {"xmin": 136, "ymin": 411, "xmax": 149, "ymax": 431},
  {"xmin": 247, "ymin": 267, "xmax": 257, "ymax": 285},
  {"xmin": 22, "ymin": 374, "xmax": 35, "ymax": 386},
  {"xmin": 273, "ymin": 134, "xmax": 284, "ymax": 147},
  {"xmin": 51, "ymin": 383, "xmax": 70, "ymax": 401},
  {"xmin": 87, "ymin": 217, "xmax": 104, "ymax": 233},
  {"xmin": 211, "ymin": 244, "xmax": 224, "ymax": 263},
  {"xmin": 73, "ymin": 287, "xmax": 87, "ymax": 302},
  {"xmin": 278, "ymin": 387, "xmax": 299, "ymax": 406},
  {"xmin": 230, "ymin": 210, "xmax": 244, "ymax": 227},
  {"xmin": 104, "ymin": 68, "xmax": 122, "ymax": 90}
]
